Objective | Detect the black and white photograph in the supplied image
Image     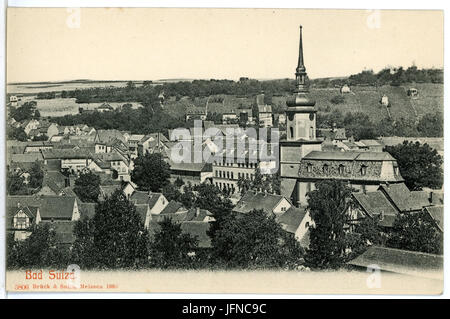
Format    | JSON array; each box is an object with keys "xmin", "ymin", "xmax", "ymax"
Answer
[{"xmin": 1, "ymin": 4, "xmax": 446, "ymax": 296}]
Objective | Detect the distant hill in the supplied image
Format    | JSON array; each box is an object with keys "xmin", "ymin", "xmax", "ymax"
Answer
[{"xmin": 162, "ymin": 83, "xmax": 443, "ymax": 125}]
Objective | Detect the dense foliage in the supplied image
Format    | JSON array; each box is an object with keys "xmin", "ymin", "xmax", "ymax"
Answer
[
  {"xmin": 73, "ymin": 171, "xmax": 101, "ymax": 203},
  {"xmin": 384, "ymin": 141, "xmax": 443, "ymax": 190},
  {"xmin": 131, "ymin": 153, "xmax": 171, "ymax": 192}
]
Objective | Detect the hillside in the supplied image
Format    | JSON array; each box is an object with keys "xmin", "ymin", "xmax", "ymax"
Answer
[{"xmin": 163, "ymin": 83, "xmax": 443, "ymax": 124}]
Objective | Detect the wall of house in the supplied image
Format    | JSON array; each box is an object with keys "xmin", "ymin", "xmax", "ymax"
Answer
[
  {"xmin": 273, "ymin": 198, "xmax": 293, "ymax": 215},
  {"xmin": 61, "ymin": 158, "xmax": 91, "ymax": 172},
  {"xmin": 150, "ymin": 195, "xmax": 169, "ymax": 215}
]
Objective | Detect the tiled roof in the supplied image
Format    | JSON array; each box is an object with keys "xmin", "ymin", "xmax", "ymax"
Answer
[
  {"xmin": 100, "ymin": 184, "xmax": 122, "ymax": 198},
  {"xmin": 425, "ymin": 206, "xmax": 444, "ymax": 232},
  {"xmin": 233, "ymin": 191, "xmax": 288, "ymax": 214},
  {"xmin": 185, "ymin": 208, "xmax": 212, "ymax": 222},
  {"xmin": 276, "ymin": 207, "xmax": 307, "ymax": 234},
  {"xmin": 130, "ymin": 191, "xmax": 162, "ymax": 209},
  {"xmin": 379, "ymin": 183, "xmax": 430, "ymax": 212},
  {"xmin": 180, "ymin": 222, "xmax": 212, "ymax": 248},
  {"xmin": 159, "ymin": 200, "xmax": 185, "ymax": 215},
  {"xmin": 352, "ymin": 191, "xmax": 398, "ymax": 227},
  {"xmin": 348, "ymin": 246, "xmax": 443, "ymax": 278},
  {"xmin": 135, "ymin": 204, "xmax": 150, "ymax": 224},
  {"xmin": 6, "ymin": 195, "xmax": 76, "ymax": 220},
  {"xmin": 303, "ymin": 151, "xmax": 395, "ymax": 161},
  {"xmin": 41, "ymin": 149, "xmax": 92, "ymax": 160}
]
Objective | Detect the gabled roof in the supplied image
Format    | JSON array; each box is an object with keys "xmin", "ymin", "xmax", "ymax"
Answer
[
  {"xmin": 6, "ymin": 206, "xmax": 39, "ymax": 229},
  {"xmin": 135, "ymin": 204, "xmax": 150, "ymax": 224},
  {"xmin": 42, "ymin": 170, "xmax": 68, "ymax": 194},
  {"xmin": 41, "ymin": 149, "xmax": 92, "ymax": 160},
  {"xmin": 348, "ymin": 246, "xmax": 443, "ymax": 279},
  {"xmin": 379, "ymin": 183, "xmax": 430, "ymax": 212},
  {"xmin": 100, "ymin": 184, "xmax": 122, "ymax": 198},
  {"xmin": 95, "ymin": 129, "xmax": 126, "ymax": 144},
  {"xmin": 185, "ymin": 208, "xmax": 212, "ymax": 222},
  {"xmin": 233, "ymin": 191, "xmax": 289, "ymax": 214},
  {"xmin": 276, "ymin": 207, "xmax": 307, "ymax": 234},
  {"xmin": 425, "ymin": 206, "xmax": 444, "ymax": 232},
  {"xmin": 130, "ymin": 191, "xmax": 162, "ymax": 209},
  {"xmin": 180, "ymin": 222, "xmax": 212, "ymax": 248},
  {"xmin": 352, "ymin": 191, "xmax": 398, "ymax": 227},
  {"xmin": 7, "ymin": 196, "xmax": 76, "ymax": 220},
  {"xmin": 159, "ymin": 200, "xmax": 185, "ymax": 215}
]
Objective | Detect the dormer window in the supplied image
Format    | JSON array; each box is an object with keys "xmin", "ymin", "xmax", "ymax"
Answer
[
  {"xmin": 306, "ymin": 163, "xmax": 313, "ymax": 173},
  {"xmin": 338, "ymin": 164, "xmax": 345, "ymax": 175},
  {"xmin": 322, "ymin": 164, "xmax": 329, "ymax": 174},
  {"xmin": 361, "ymin": 165, "xmax": 367, "ymax": 176},
  {"xmin": 394, "ymin": 166, "xmax": 399, "ymax": 175}
]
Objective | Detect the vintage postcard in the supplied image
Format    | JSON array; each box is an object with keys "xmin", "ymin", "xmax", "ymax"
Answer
[{"xmin": 3, "ymin": 7, "xmax": 444, "ymax": 295}]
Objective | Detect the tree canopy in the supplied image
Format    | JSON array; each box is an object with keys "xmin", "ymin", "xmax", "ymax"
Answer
[
  {"xmin": 131, "ymin": 152, "xmax": 171, "ymax": 192},
  {"xmin": 384, "ymin": 141, "xmax": 443, "ymax": 190},
  {"xmin": 73, "ymin": 171, "xmax": 101, "ymax": 203}
]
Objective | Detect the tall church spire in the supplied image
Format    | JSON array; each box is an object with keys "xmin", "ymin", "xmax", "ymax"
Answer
[
  {"xmin": 287, "ymin": 25, "xmax": 315, "ymax": 107},
  {"xmin": 297, "ymin": 25, "xmax": 305, "ymax": 73}
]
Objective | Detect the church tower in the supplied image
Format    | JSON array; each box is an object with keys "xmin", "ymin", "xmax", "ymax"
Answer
[{"xmin": 280, "ymin": 26, "xmax": 322, "ymax": 205}]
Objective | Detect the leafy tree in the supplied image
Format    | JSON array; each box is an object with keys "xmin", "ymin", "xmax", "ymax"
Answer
[
  {"xmin": 343, "ymin": 112, "xmax": 377, "ymax": 140},
  {"xmin": 7, "ymin": 223, "xmax": 69, "ymax": 269},
  {"xmin": 92, "ymin": 190, "xmax": 149, "ymax": 268},
  {"xmin": 305, "ymin": 180, "xmax": 352, "ymax": 269},
  {"xmin": 149, "ymin": 217, "xmax": 199, "ymax": 268},
  {"xmin": 162, "ymin": 182, "xmax": 182, "ymax": 202},
  {"xmin": 387, "ymin": 211, "xmax": 443, "ymax": 254},
  {"xmin": 384, "ymin": 141, "xmax": 443, "ymax": 190},
  {"xmin": 28, "ymin": 161, "xmax": 44, "ymax": 189},
  {"xmin": 32, "ymin": 134, "xmax": 48, "ymax": 141},
  {"xmin": 131, "ymin": 153, "xmax": 170, "ymax": 192},
  {"xmin": 237, "ymin": 168, "xmax": 281, "ymax": 195},
  {"xmin": 213, "ymin": 209, "xmax": 303, "ymax": 269},
  {"xmin": 10, "ymin": 101, "xmax": 40, "ymax": 122},
  {"xmin": 70, "ymin": 216, "xmax": 96, "ymax": 268},
  {"xmin": 193, "ymin": 183, "xmax": 234, "ymax": 242},
  {"xmin": 7, "ymin": 170, "xmax": 26, "ymax": 195},
  {"xmin": 73, "ymin": 171, "xmax": 101, "ymax": 202},
  {"xmin": 7, "ymin": 125, "xmax": 27, "ymax": 141},
  {"xmin": 417, "ymin": 112, "xmax": 443, "ymax": 137}
]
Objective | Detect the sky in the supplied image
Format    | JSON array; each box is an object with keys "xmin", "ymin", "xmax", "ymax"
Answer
[{"xmin": 6, "ymin": 8, "xmax": 444, "ymax": 83}]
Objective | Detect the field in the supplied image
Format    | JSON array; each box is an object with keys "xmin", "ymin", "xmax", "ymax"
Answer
[
  {"xmin": 17, "ymin": 96, "xmax": 142, "ymax": 117},
  {"xmin": 7, "ymin": 80, "xmax": 132, "ymax": 95},
  {"xmin": 163, "ymin": 83, "xmax": 443, "ymax": 124},
  {"xmin": 8, "ymin": 80, "xmax": 443, "ymax": 123}
]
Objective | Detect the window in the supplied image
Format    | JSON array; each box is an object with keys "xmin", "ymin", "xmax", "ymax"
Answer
[
  {"xmin": 246, "ymin": 173, "xmax": 249, "ymax": 179},
  {"xmin": 322, "ymin": 164, "xmax": 329, "ymax": 174},
  {"xmin": 394, "ymin": 166, "xmax": 399, "ymax": 175},
  {"xmin": 306, "ymin": 163, "xmax": 312, "ymax": 173},
  {"xmin": 14, "ymin": 211, "xmax": 30, "ymax": 229},
  {"xmin": 290, "ymin": 127, "xmax": 294, "ymax": 139},
  {"xmin": 281, "ymin": 207, "xmax": 287, "ymax": 212},
  {"xmin": 361, "ymin": 165, "xmax": 367, "ymax": 176},
  {"xmin": 338, "ymin": 164, "xmax": 345, "ymax": 175}
]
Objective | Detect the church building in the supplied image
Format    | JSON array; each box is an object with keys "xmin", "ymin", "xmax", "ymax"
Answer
[{"xmin": 279, "ymin": 26, "xmax": 404, "ymax": 207}]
